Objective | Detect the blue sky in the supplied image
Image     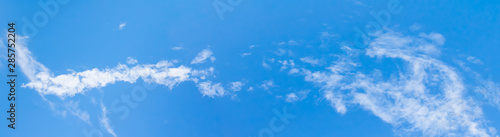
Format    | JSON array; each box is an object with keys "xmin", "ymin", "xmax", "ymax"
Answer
[{"xmin": 1, "ymin": 0, "xmax": 500, "ymax": 137}]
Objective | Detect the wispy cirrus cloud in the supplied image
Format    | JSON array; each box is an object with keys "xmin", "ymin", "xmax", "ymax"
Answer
[
  {"xmin": 118, "ymin": 22, "xmax": 126, "ymax": 30},
  {"xmin": 278, "ymin": 30, "xmax": 496, "ymax": 136},
  {"xmin": 100, "ymin": 103, "xmax": 117, "ymax": 137}
]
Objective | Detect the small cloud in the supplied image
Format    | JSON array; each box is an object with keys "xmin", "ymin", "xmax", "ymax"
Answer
[
  {"xmin": 126, "ymin": 57, "xmax": 138, "ymax": 65},
  {"xmin": 197, "ymin": 81, "xmax": 226, "ymax": 98},
  {"xmin": 100, "ymin": 103, "xmax": 117, "ymax": 137},
  {"xmin": 409, "ymin": 23, "xmax": 422, "ymax": 31},
  {"xmin": 467, "ymin": 56, "xmax": 483, "ymax": 65},
  {"xmin": 241, "ymin": 52, "xmax": 251, "ymax": 57},
  {"xmin": 300, "ymin": 56, "xmax": 322, "ymax": 66},
  {"xmin": 289, "ymin": 68, "xmax": 299, "ymax": 74},
  {"xmin": 278, "ymin": 40, "xmax": 299, "ymax": 46},
  {"xmin": 118, "ymin": 22, "xmax": 127, "ymax": 30},
  {"xmin": 278, "ymin": 60, "xmax": 295, "ymax": 70},
  {"xmin": 249, "ymin": 45, "xmax": 255, "ymax": 48},
  {"xmin": 172, "ymin": 46, "xmax": 183, "ymax": 50},
  {"xmin": 247, "ymin": 86, "xmax": 254, "ymax": 91},
  {"xmin": 285, "ymin": 90, "xmax": 310, "ymax": 103},
  {"xmin": 191, "ymin": 49, "xmax": 215, "ymax": 64}
]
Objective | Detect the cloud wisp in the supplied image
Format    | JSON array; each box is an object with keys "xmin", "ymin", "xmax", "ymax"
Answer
[
  {"xmin": 17, "ymin": 39, "xmax": 215, "ymax": 97},
  {"xmin": 281, "ymin": 30, "xmax": 496, "ymax": 136}
]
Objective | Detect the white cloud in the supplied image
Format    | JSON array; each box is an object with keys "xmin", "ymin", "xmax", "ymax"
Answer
[
  {"xmin": 300, "ymin": 56, "xmax": 322, "ymax": 66},
  {"xmin": 419, "ymin": 32, "xmax": 445, "ymax": 45},
  {"xmin": 467, "ymin": 56, "xmax": 483, "ymax": 65},
  {"xmin": 293, "ymin": 31, "xmax": 494, "ymax": 136},
  {"xmin": 197, "ymin": 81, "xmax": 226, "ymax": 98},
  {"xmin": 285, "ymin": 93, "xmax": 298, "ymax": 102},
  {"xmin": 278, "ymin": 40, "xmax": 298, "ymax": 46},
  {"xmin": 126, "ymin": 57, "xmax": 138, "ymax": 65},
  {"xmin": 191, "ymin": 49, "xmax": 215, "ymax": 64},
  {"xmin": 241, "ymin": 52, "xmax": 251, "ymax": 57},
  {"xmin": 475, "ymin": 79, "xmax": 500, "ymax": 109},
  {"xmin": 230, "ymin": 81, "xmax": 244, "ymax": 92},
  {"xmin": 63, "ymin": 101, "xmax": 90, "ymax": 124},
  {"xmin": 262, "ymin": 61, "xmax": 270, "ymax": 69},
  {"xmin": 17, "ymin": 38, "xmax": 214, "ymax": 97},
  {"xmin": 172, "ymin": 46, "xmax": 183, "ymax": 50},
  {"xmin": 260, "ymin": 80, "xmax": 276, "ymax": 90},
  {"xmin": 279, "ymin": 60, "xmax": 295, "ymax": 70},
  {"xmin": 247, "ymin": 86, "xmax": 254, "ymax": 91},
  {"xmin": 285, "ymin": 90, "xmax": 309, "ymax": 103},
  {"xmin": 100, "ymin": 103, "xmax": 117, "ymax": 137},
  {"xmin": 409, "ymin": 23, "xmax": 422, "ymax": 31},
  {"xmin": 323, "ymin": 91, "xmax": 346, "ymax": 114},
  {"xmin": 118, "ymin": 22, "xmax": 126, "ymax": 30},
  {"xmin": 275, "ymin": 49, "xmax": 294, "ymax": 56}
]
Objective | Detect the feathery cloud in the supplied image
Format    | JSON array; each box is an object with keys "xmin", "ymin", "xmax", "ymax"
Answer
[{"xmin": 191, "ymin": 49, "xmax": 215, "ymax": 64}]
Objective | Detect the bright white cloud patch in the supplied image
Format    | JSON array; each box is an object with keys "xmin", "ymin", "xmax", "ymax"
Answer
[{"xmin": 191, "ymin": 49, "xmax": 215, "ymax": 64}]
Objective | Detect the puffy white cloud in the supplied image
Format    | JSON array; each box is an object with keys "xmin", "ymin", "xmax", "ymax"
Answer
[
  {"xmin": 118, "ymin": 22, "xmax": 126, "ymax": 30},
  {"xmin": 197, "ymin": 81, "xmax": 226, "ymax": 98},
  {"xmin": 191, "ymin": 49, "xmax": 215, "ymax": 64}
]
